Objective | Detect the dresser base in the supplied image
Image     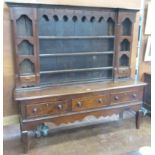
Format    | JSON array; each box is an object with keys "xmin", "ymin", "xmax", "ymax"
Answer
[
  {"xmin": 15, "ymin": 80, "xmax": 146, "ymax": 153},
  {"xmin": 20, "ymin": 103, "xmax": 141, "ymax": 154}
]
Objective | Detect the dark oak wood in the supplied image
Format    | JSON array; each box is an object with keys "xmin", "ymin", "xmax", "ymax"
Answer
[
  {"xmin": 39, "ymin": 51, "xmax": 114, "ymax": 57},
  {"xmin": 6, "ymin": 2, "xmax": 146, "ymax": 153},
  {"xmin": 21, "ymin": 131, "xmax": 29, "ymax": 154},
  {"xmin": 39, "ymin": 36, "xmax": 115, "ymax": 39},
  {"xmin": 72, "ymin": 94, "xmax": 110, "ymax": 112},
  {"xmin": 143, "ymin": 73, "xmax": 151, "ymax": 114},
  {"xmin": 10, "ymin": 7, "xmax": 40, "ymax": 87},
  {"xmin": 136, "ymin": 110, "xmax": 140, "ymax": 129},
  {"xmin": 110, "ymin": 89, "xmax": 143, "ymax": 104},
  {"xmin": 40, "ymin": 66, "xmax": 113, "ymax": 74},
  {"xmin": 14, "ymin": 80, "xmax": 145, "ymax": 100},
  {"xmin": 8, "ymin": 4, "xmax": 138, "ymax": 87},
  {"xmin": 26, "ymin": 100, "xmax": 71, "ymax": 118}
]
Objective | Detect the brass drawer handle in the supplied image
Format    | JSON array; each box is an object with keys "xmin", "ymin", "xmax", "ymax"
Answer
[
  {"xmin": 77, "ymin": 101, "xmax": 82, "ymax": 107},
  {"xmin": 132, "ymin": 94, "xmax": 137, "ymax": 98},
  {"xmin": 98, "ymin": 98, "xmax": 103, "ymax": 103},
  {"xmin": 114, "ymin": 96, "xmax": 119, "ymax": 100},
  {"xmin": 32, "ymin": 107, "xmax": 38, "ymax": 113},
  {"xmin": 57, "ymin": 104, "xmax": 63, "ymax": 110}
]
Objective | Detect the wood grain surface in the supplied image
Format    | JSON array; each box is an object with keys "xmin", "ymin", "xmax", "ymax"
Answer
[
  {"xmin": 5, "ymin": 0, "xmax": 141, "ymax": 9},
  {"xmin": 3, "ymin": 0, "xmax": 142, "ymax": 116}
]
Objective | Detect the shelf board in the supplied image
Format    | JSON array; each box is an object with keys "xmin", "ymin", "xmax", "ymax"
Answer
[
  {"xmin": 120, "ymin": 36, "xmax": 131, "ymax": 40},
  {"xmin": 118, "ymin": 67, "xmax": 130, "ymax": 69},
  {"xmin": 40, "ymin": 51, "xmax": 114, "ymax": 57},
  {"xmin": 39, "ymin": 36, "xmax": 115, "ymax": 39},
  {"xmin": 16, "ymin": 37, "xmax": 33, "ymax": 43},
  {"xmin": 120, "ymin": 51, "xmax": 130, "ymax": 54},
  {"xmin": 120, "ymin": 51, "xmax": 130, "ymax": 52},
  {"xmin": 40, "ymin": 66, "xmax": 113, "ymax": 74}
]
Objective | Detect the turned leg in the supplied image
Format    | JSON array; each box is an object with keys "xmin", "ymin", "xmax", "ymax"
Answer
[
  {"xmin": 21, "ymin": 131, "xmax": 29, "ymax": 154},
  {"xmin": 136, "ymin": 111, "xmax": 140, "ymax": 129}
]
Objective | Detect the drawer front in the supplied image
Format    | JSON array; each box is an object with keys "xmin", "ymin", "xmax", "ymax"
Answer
[
  {"xmin": 26, "ymin": 101, "xmax": 70, "ymax": 118},
  {"xmin": 117, "ymin": 68, "xmax": 130, "ymax": 78},
  {"xmin": 72, "ymin": 95, "xmax": 110, "ymax": 112},
  {"xmin": 111, "ymin": 90, "xmax": 143, "ymax": 104}
]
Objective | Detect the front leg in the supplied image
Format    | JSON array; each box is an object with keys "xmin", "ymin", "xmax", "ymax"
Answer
[
  {"xmin": 21, "ymin": 131, "xmax": 29, "ymax": 154},
  {"xmin": 136, "ymin": 111, "xmax": 140, "ymax": 129}
]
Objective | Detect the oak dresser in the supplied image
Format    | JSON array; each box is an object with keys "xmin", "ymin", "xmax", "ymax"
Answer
[{"xmin": 6, "ymin": 1, "xmax": 146, "ymax": 153}]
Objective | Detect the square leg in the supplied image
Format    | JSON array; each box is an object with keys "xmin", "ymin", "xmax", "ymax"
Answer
[
  {"xmin": 21, "ymin": 131, "xmax": 29, "ymax": 154},
  {"xmin": 136, "ymin": 111, "xmax": 140, "ymax": 129}
]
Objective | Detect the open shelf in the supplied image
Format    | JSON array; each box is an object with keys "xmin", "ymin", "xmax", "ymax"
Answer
[
  {"xmin": 38, "ymin": 13, "xmax": 115, "ymax": 36},
  {"xmin": 122, "ymin": 18, "xmax": 132, "ymax": 36},
  {"xmin": 40, "ymin": 51, "xmax": 114, "ymax": 57},
  {"xmin": 40, "ymin": 53, "xmax": 113, "ymax": 71},
  {"xmin": 120, "ymin": 39, "xmax": 130, "ymax": 51},
  {"xmin": 37, "ymin": 8, "xmax": 116, "ymax": 85},
  {"xmin": 40, "ymin": 76, "xmax": 113, "ymax": 86},
  {"xmin": 40, "ymin": 69, "xmax": 113, "ymax": 85},
  {"xmin": 119, "ymin": 54, "xmax": 129, "ymax": 67},
  {"xmin": 19, "ymin": 59, "xmax": 35, "ymax": 76},
  {"xmin": 17, "ymin": 40, "xmax": 34, "ymax": 55},
  {"xmin": 16, "ymin": 15, "xmax": 32, "ymax": 37},
  {"xmin": 40, "ymin": 66, "xmax": 113, "ymax": 74},
  {"xmin": 39, "ymin": 38, "xmax": 114, "ymax": 54},
  {"xmin": 39, "ymin": 36, "xmax": 115, "ymax": 39}
]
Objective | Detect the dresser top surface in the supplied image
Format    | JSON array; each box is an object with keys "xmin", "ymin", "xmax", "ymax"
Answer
[
  {"xmin": 5, "ymin": 0, "xmax": 140, "ymax": 10},
  {"xmin": 14, "ymin": 80, "xmax": 146, "ymax": 101}
]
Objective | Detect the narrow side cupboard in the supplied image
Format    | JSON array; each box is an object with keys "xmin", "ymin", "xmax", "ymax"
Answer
[{"xmin": 6, "ymin": 1, "xmax": 146, "ymax": 153}]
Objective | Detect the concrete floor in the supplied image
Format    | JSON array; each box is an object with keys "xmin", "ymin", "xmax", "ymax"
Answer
[{"xmin": 3, "ymin": 113, "xmax": 151, "ymax": 155}]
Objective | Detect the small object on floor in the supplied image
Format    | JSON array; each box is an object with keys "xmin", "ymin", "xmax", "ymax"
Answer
[
  {"xmin": 34, "ymin": 124, "xmax": 49, "ymax": 138},
  {"xmin": 34, "ymin": 129, "xmax": 42, "ymax": 138},
  {"xmin": 41, "ymin": 125, "xmax": 49, "ymax": 137},
  {"xmin": 141, "ymin": 107, "xmax": 149, "ymax": 116}
]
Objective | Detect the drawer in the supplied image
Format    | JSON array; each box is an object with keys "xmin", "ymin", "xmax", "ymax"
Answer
[
  {"xmin": 20, "ymin": 75, "xmax": 36, "ymax": 83},
  {"xmin": 117, "ymin": 68, "xmax": 130, "ymax": 78},
  {"xmin": 111, "ymin": 90, "xmax": 143, "ymax": 104},
  {"xmin": 72, "ymin": 95, "xmax": 110, "ymax": 112},
  {"xmin": 26, "ymin": 100, "xmax": 70, "ymax": 118},
  {"xmin": 19, "ymin": 75, "xmax": 36, "ymax": 87}
]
